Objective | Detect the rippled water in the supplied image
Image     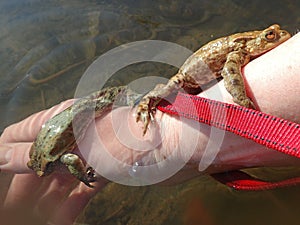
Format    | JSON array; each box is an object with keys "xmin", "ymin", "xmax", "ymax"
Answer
[{"xmin": 0, "ymin": 0, "xmax": 300, "ymax": 224}]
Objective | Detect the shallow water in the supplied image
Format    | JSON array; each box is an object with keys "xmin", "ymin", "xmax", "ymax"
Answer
[{"xmin": 0, "ymin": 0, "xmax": 300, "ymax": 224}]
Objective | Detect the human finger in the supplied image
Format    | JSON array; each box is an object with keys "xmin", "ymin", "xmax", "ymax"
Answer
[
  {"xmin": 50, "ymin": 180, "xmax": 107, "ymax": 225},
  {"xmin": 0, "ymin": 99, "xmax": 74, "ymax": 144},
  {"xmin": 0, "ymin": 143, "xmax": 32, "ymax": 173},
  {"xmin": 4, "ymin": 171, "xmax": 85, "ymax": 224},
  {"xmin": 0, "ymin": 99, "xmax": 74, "ymax": 173}
]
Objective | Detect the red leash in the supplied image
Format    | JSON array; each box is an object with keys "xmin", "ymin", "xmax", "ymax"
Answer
[{"xmin": 157, "ymin": 93, "xmax": 300, "ymax": 191}]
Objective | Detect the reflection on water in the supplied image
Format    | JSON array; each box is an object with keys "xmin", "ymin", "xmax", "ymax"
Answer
[
  {"xmin": 0, "ymin": 0, "xmax": 300, "ymax": 224},
  {"xmin": 80, "ymin": 172, "xmax": 300, "ymax": 225}
]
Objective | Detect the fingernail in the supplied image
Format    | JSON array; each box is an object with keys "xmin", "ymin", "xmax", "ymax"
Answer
[{"xmin": 0, "ymin": 144, "xmax": 12, "ymax": 165}]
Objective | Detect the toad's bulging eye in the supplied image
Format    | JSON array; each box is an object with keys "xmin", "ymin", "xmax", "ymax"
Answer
[{"xmin": 265, "ymin": 30, "xmax": 277, "ymax": 41}]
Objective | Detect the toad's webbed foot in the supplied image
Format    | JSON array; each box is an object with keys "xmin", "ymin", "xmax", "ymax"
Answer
[
  {"xmin": 60, "ymin": 153, "xmax": 96, "ymax": 188},
  {"xmin": 136, "ymin": 73, "xmax": 186, "ymax": 135},
  {"xmin": 136, "ymin": 97, "xmax": 156, "ymax": 135}
]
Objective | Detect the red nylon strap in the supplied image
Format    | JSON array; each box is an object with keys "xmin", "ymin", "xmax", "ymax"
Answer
[
  {"xmin": 158, "ymin": 92, "xmax": 300, "ymax": 158},
  {"xmin": 157, "ymin": 92, "xmax": 300, "ymax": 190},
  {"xmin": 211, "ymin": 170, "xmax": 300, "ymax": 191}
]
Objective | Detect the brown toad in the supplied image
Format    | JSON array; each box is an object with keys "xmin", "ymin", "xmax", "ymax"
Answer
[
  {"xmin": 27, "ymin": 86, "xmax": 139, "ymax": 187},
  {"xmin": 136, "ymin": 24, "xmax": 291, "ymax": 134}
]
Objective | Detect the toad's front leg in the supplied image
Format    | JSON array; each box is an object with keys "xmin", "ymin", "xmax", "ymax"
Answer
[
  {"xmin": 221, "ymin": 51, "xmax": 255, "ymax": 109},
  {"xmin": 60, "ymin": 153, "xmax": 96, "ymax": 187},
  {"xmin": 136, "ymin": 73, "xmax": 186, "ymax": 135}
]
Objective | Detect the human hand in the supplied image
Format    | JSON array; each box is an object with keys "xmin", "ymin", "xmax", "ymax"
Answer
[{"xmin": 0, "ymin": 100, "xmax": 108, "ymax": 225}]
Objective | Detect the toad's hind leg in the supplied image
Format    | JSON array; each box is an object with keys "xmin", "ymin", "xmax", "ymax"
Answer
[
  {"xmin": 221, "ymin": 51, "xmax": 255, "ymax": 109},
  {"xmin": 136, "ymin": 73, "xmax": 186, "ymax": 135},
  {"xmin": 60, "ymin": 153, "xmax": 96, "ymax": 187}
]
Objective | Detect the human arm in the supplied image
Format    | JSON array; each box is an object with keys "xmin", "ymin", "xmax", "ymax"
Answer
[
  {"xmin": 1, "ymin": 32, "xmax": 300, "ymax": 224},
  {"xmin": 86, "ymin": 32, "xmax": 300, "ymax": 183}
]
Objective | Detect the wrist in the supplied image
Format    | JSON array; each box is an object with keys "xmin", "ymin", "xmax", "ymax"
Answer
[{"xmin": 158, "ymin": 32, "xmax": 300, "ymax": 175}]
